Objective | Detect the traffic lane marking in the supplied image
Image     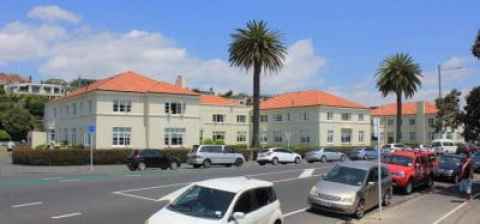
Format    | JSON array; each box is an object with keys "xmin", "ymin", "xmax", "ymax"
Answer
[
  {"xmin": 59, "ymin": 179, "xmax": 81, "ymax": 183},
  {"xmin": 432, "ymin": 191, "xmax": 480, "ymax": 224},
  {"xmin": 299, "ymin": 169, "xmax": 315, "ymax": 178},
  {"xmin": 283, "ymin": 207, "xmax": 308, "ymax": 217},
  {"xmin": 51, "ymin": 212, "xmax": 82, "ymax": 219},
  {"xmin": 11, "ymin": 201, "xmax": 43, "ymax": 208}
]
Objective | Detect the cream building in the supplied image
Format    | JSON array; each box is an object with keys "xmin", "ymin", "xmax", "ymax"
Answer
[
  {"xmin": 44, "ymin": 71, "xmax": 249, "ymax": 149},
  {"xmin": 370, "ymin": 101, "xmax": 464, "ymax": 145},
  {"xmin": 258, "ymin": 90, "xmax": 371, "ymax": 147}
]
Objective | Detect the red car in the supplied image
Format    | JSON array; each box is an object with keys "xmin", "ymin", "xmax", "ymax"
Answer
[{"xmin": 384, "ymin": 150, "xmax": 435, "ymax": 194}]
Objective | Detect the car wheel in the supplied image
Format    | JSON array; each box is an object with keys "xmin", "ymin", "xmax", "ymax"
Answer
[
  {"xmin": 354, "ymin": 199, "xmax": 365, "ymax": 219},
  {"xmin": 258, "ymin": 162, "xmax": 266, "ymax": 166},
  {"xmin": 272, "ymin": 157, "xmax": 279, "ymax": 166},
  {"xmin": 383, "ymin": 188, "xmax": 392, "ymax": 206},
  {"xmin": 404, "ymin": 181, "xmax": 413, "ymax": 194},
  {"xmin": 127, "ymin": 165, "xmax": 136, "ymax": 171},
  {"xmin": 170, "ymin": 161, "xmax": 178, "ymax": 170},
  {"xmin": 138, "ymin": 162, "xmax": 146, "ymax": 171},
  {"xmin": 426, "ymin": 176, "xmax": 434, "ymax": 188},
  {"xmin": 362, "ymin": 156, "xmax": 367, "ymax": 160},
  {"xmin": 307, "ymin": 160, "xmax": 314, "ymax": 163},
  {"xmin": 235, "ymin": 158, "xmax": 244, "ymax": 167},
  {"xmin": 203, "ymin": 159, "xmax": 211, "ymax": 168},
  {"xmin": 274, "ymin": 220, "xmax": 282, "ymax": 224},
  {"xmin": 321, "ymin": 156, "xmax": 327, "ymax": 163},
  {"xmin": 193, "ymin": 164, "xmax": 202, "ymax": 169},
  {"xmin": 294, "ymin": 157, "xmax": 301, "ymax": 164}
]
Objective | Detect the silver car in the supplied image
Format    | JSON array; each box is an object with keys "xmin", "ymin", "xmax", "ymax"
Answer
[
  {"xmin": 308, "ymin": 161, "xmax": 393, "ymax": 219},
  {"xmin": 305, "ymin": 148, "xmax": 346, "ymax": 163},
  {"xmin": 187, "ymin": 145, "xmax": 245, "ymax": 168}
]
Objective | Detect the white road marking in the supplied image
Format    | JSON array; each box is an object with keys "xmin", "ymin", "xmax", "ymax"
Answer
[
  {"xmin": 59, "ymin": 179, "xmax": 81, "ymax": 183},
  {"xmin": 51, "ymin": 212, "xmax": 82, "ymax": 219},
  {"xmin": 298, "ymin": 169, "xmax": 315, "ymax": 178},
  {"xmin": 432, "ymin": 192, "xmax": 480, "ymax": 224},
  {"xmin": 11, "ymin": 201, "xmax": 43, "ymax": 208},
  {"xmin": 41, "ymin": 177, "xmax": 63, "ymax": 181},
  {"xmin": 126, "ymin": 174, "xmax": 141, "ymax": 177},
  {"xmin": 114, "ymin": 192, "xmax": 159, "ymax": 202},
  {"xmin": 282, "ymin": 207, "xmax": 308, "ymax": 218}
]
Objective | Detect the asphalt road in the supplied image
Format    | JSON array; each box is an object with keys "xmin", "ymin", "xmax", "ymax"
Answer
[{"xmin": 1, "ymin": 160, "xmax": 477, "ymax": 224}]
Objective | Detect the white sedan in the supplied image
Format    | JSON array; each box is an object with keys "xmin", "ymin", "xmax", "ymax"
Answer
[{"xmin": 146, "ymin": 177, "xmax": 284, "ymax": 224}]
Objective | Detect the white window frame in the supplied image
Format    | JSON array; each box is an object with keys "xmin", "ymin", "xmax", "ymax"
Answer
[
  {"xmin": 341, "ymin": 113, "xmax": 351, "ymax": 121},
  {"xmin": 165, "ymin": 102, "xmax": 183, "ymax": 115},
  {"xmin": 212, "ymin": 131, "xmax": 226, "ymax": 142},
  {"xmin": 212, "ymin": 114, "xmax": 225, "ymax": 123},
  {"xmin": 164, "ymin": 128, "xmax": 185, "ymax": 146},
  {"xmin": 358, "ymin": 113, "xmax": 364, "ymax": 121},
  {"xmin": 112, "ymin": 127, "xmax": 131, "ymax": 147},
  {"xmin": 237, "ymin": 131, "xmax": 247, "ymax": 143},
  {"xmin": 341, "ymin": 128, "xmax": 352, "ymax": 144},
  {"xmin": 236, "ymin": 115, "xmax": 246, "ymax": 123},
  {"xmin": 327, "ymin": 130, "xmax": 334, "ymax": 144},
  {"xmin": 274, "ymin": 114, "xmax": 283, "ymax": 122},
  {"xmin": 359, "ymin": 130, "xmax": 365, "ymax": 143},
  {"xmin": 260, "ymin": 115, "xmax": 268, "ymax": 122},
  {"xmin": 409, "ymin": 132, "xmax": 416, "ymax": 141},
  {"xmin": 327, "ymin": 112, "xmax": 334, "ymax": 120},
  {"xmin": 302, "ymin": 112, "xmax": 309, "ymax": 121},
  {"xmin": 113, "ymin": 100, "xmax": 132, "ymax": 112},
  {"xmin": 409, "ymin": 118, "xmax": 416, "ymax": 126}
]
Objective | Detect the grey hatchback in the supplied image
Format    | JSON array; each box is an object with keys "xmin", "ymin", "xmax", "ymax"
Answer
[
  {"xmin": 187, "ymin": 145, "xmax": 245, "ymax": 168},
  {"xmin": 308, "ymin": 161, "xmax": 393, "ymax": 219}
]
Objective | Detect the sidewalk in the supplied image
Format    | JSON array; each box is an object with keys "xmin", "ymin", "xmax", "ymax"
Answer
[{"xmin": 353, "ymin": 180, "xmax": 480, "ymax": 224}]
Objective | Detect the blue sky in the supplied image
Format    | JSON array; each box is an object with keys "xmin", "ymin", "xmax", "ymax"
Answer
[{"xmin": 1, "ymin": 0, "xmax": 479, "ymax": 105}]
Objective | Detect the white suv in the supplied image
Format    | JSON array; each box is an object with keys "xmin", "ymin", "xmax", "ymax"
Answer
[
  {"xmin": 432, "ymin": 139, "xmax": 457, "ymax": 154},
  {"xmin": 147, "ymin": 177, "xmax": 284, "ymax": 224},
  {"xmin": 257, "ymin": 148, "xmax": 302, "ymax": 166}
]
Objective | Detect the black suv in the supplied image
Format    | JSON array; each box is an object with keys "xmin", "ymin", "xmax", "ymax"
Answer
[{"xmin": 127, "ymin": 149, "xmax": 181, "ymax": 171}]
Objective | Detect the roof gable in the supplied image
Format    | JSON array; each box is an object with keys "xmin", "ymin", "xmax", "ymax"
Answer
[
  {"xmin": 370, "ymin": 101, "xmax": 438, "ymax": 116},
  {"xmin": 200, "ymin": 95, "xmax": 241, "ymax": 106}
]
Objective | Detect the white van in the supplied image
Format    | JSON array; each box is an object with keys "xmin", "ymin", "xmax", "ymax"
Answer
[{"xmin": 432, "ymin": 139, "xmax": 457, "ymax": 154}]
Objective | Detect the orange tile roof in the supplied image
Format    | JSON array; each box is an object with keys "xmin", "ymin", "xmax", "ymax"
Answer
[
  {"xmin": 0, "ymin": 73, "xmax": 28, "ymax": 84},
  {"xmin": 370, "ymin": 101, "xmax": 438, "ymax": 116},
  {"xmin": 200, "ymin": 95, "xmax": 242, "ymax": 106},
  {"xmin": 260, "ymin": 90, "xmax": 367, "ymax": 110},
  {"xmin": 55, "ymin": 71, "xmax": 198, "ymax": 101}
]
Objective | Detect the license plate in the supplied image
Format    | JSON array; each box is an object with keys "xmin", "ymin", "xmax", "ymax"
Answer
[{"xmin": 319, "ymin": 201, "xmax": 332, "ymax": 207}]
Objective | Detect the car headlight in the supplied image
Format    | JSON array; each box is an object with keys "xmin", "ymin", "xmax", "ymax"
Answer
[
  {"xmin": 341, "ymin": 195, "xmax": 356, "ymax": 203},
  {"xmin": 310, "ymin": 185, "xmax": 318, "ymax": 195}
]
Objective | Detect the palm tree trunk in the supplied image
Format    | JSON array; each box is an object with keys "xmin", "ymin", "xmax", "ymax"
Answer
[
  {"xmin": 251, "ymin": 61, "xmax": 261, "ymax": 149},
  {"xmin": 396, "ymin": 93, "xmax": 402, "ymax": 143}
]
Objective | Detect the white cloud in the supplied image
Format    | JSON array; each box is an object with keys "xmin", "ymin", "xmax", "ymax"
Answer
[{"xmin": 28, "ymin": 5, "xmax": 80, "ymax": 23}]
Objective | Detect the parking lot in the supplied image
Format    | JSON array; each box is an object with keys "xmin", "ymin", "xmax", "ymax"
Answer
[{"xmin": 1, "ymin": 157, "xmax": 478, "ymax": 224}]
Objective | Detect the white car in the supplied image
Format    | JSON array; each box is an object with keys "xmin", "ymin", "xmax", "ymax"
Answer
[
  {"xmin": 382, "ymin": 143, "xmax": 406, "ymax": 153},
  {"xmin": 146, "ymin": 177, "xmax": 284, "ymax": 224},
  {"xmin": 256, "ymin": 148, "xmax": 302, "ymax": 166},
  {"xmin": 432, "ymin": 139, "xmax": 457, "ymax": 154}
]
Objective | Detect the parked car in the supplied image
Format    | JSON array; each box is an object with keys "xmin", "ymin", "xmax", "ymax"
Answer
[
  {"xmin": 127, "ymin": 149, "xmax": 181, "ymax": 171},
  {"xmin": 146, "ymin": 177, "xmax": 283, "ymax": 224},
  {"xmin": 347, "ymin": 148, "xmax": 377, "ymax": 160},
  {"xmin": 432, "ymin": 139, "xmax": 457, "ymax": 154},
  {"xmin": 257, "ymin": 148, "xmax": 302, "ymax": 165},
  {"xmin": 434, "ymin": 154, "xmax": 465, "ymax": 183},
  {"xmin": 472, "ymin": 152, "xmax": 480, "ymax": 173},
  {"xmin": 418, "ymin": 144, "xmax": 434, "ymax": 152},
  {"xmin": 187, "ymin": 145, "xmax": 245, "ymax": 168},
  {"xmin": 384, "ymin": 150, "xmax": 435, "ymax": 194},
  {"xmin": 308, "ymin": 161, "xmax": 393, "ymax": 219},
  {"xmin": 456, "ymin": 143, "xmax": 479, "ymax": 155},
  {"xmin": 305, "ymin": 148, "xmax": 346, "ymax": 163},
  {"xmin": 382, "ymin": 143, "xmax": 405, "ymax": 153}
]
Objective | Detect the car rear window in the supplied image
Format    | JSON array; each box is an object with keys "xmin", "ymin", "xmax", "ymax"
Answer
[{"xmin": 259, "ymin": 149, "xmax": 270, "ymax": 153}]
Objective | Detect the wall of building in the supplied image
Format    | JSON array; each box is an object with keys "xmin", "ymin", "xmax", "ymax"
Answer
[{"xmin": 200, "ymin": 104, "xmax": 250, "ymax": 145}]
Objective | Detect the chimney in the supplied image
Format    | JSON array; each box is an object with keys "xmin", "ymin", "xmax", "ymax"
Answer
[{"xmin": 175, "ymin": 75, "xmax": 185, "ymax": 88}]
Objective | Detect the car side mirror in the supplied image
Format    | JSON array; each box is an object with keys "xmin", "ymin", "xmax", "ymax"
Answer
[{"xmin": 232, "ymin": 212, "xmax": 245, "ymax": 220}]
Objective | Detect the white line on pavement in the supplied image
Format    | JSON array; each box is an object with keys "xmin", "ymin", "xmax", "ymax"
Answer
[
  {"xmin": 59, "ymin": 179, "xmax": 81, "ymax": 183},
  {"xmin": 11, "ymin": 201, "xmax": 43, "ymax": 208},
  {"xmin": 282, "ymin": 207, "xmax": 308, "ymax": 218},
  {"xmin": 41, "ymin": 177, "xmax": 63, "ymax": 181},
  {"xmin": 51, "ymin": 212, "xmax": 82, "ymax": 219},
  {"xmin": 432, "ymin": 192, "xmax": 480, "ymax": 224},
  {"xmin": 126, "ymin": 174, "xmax": 141, "ymax": 177},
  {"xmin": 114, "ymin": 192, "xmax": 159, "ymax": 202},
  {"xmin": 298, "ymin": 169, "xmax": 315, "ymax": 178}
]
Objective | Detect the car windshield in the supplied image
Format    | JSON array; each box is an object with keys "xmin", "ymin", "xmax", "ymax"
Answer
[
  {"xmin": 384, "ymin": 155, "xmax": 413, "ymax": 166},
  {"xmin": 323, "ymin": 166, "xmax": 367, "ymax": 186},
  {"xmin": 439, "ymin": 156, "xmax": 462, "ymax": 169},
  {"xmin": 259, "ymin": 149, "xmax": 270, "ymax": 153},
  {"xmin": 167, "ymin": 185, "xmax": 235, "ymax": 219},
  {"xmin": 432, "ymin": 142, "xmax": 442, "ymax": 147}
]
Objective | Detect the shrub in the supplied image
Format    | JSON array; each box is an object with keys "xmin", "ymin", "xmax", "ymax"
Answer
[
  {"xmin": 12, "ymin": 149, "xmax": 132, "ymax": 166},
  {"xmin": 34, "ymin": 144, "xmax": 48, "ymax": 150},
  {"xmin": 0, "ymin": 130, "xmax": 11, "ymax": 141}
]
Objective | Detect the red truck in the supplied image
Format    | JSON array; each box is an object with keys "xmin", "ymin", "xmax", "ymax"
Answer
[{"xmin": 384, "ymin": 150, "xmax": 436, "ymax": 194}]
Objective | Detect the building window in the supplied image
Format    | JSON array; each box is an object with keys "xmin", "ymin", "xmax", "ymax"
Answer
[
  {"xmin": 261, "ymin": 132, "xmax": 268, "ymax": 143},
  {"xmin": 380, "ymin": 118, "xmax": 385, "ymax": 126},
  {"xmin": 79, "ymin": 102, "xmax": 84, "ymax": 114},
  {"xmin": 302, "ymin": 112, "xmax": 309, "ymax": 121},
  {"xmin": 273, "ymin": 131, "xmax": 283, "ymax": 142},
  {"xmin": 112, "ymin": 127, "xmax": 131, "ymax": 146},
  {"xmin": 212, "ymin": 114, "xmax": 225, "ymax": 123},
  {"xmin": 428, "ymin": 118, "xmax": 434, "ymax": 127},
  {"xmin": 71, "ymin": 128, "xmax": 77, "ymax": 145},
  {"xmin": 327, "ymin": 112, "xmax": 334, "ymax": 120},
  {"xmin": 409, "ymin": 132, "xmax": 416, "ymax": 141},
  {"xmin": 341, "ymin": 113, "xmax": 351, "ymax": 121},
  {"xmin": 300, "ymin": 136, "xmax": 311, "ymax": 143},
  {"xmin": 359, "ymin": 130, "xmax": 365, "ymax": 143},
  {"xmin": 88, "ymin": 100, "xmax": 93, "ymax": 113},
  {"xmin": 72, "ymin": 103, "xmax": 77, "ymax": 115},
  {"xmin": 165, "ymin": 102, "xmax": 183, "ymax": 114},
  {"xmin": 113, "ymin": 100, "xmax": 132, "ymax": 112},
  {"xmin": 409, "ymin": 118, "xmax": 416, "ymax": 126},
  {"xmin": 387, "ymin": 132, "xmax": 394, "ymax": 143},
  {"xmin": 64, "ymin": 128, "xmax": 68, "ymax": 143},
  {"xmin": 358, "ymin": 113, "xmax": 364, "ymax": 121},
  {"xmin": 212, "ymin": 131, "xmax": 225, "ymax": 142},
  {"xmin": 260, "ymin": 115, "xmax": 268, "ymax": 122},
  {"xmin": 327, "ymin": 130, "xmax": 334, "ymax": 144},
  {"xmin": 164, "ymin": 128, "xmax": 185, "ymax": 146},
  {"xmin": 387, "ymin": 119, "xmax": 394, "ymax": 126},
  {"xmin": 237, "ymin": 131, "xmax": 247, "ymax": 142},
  {"xmin": 287, "ymin": 113, "xmax": 291, "ymax": 121},
  {"xmin": 66, "ymin": 105, "xmax": 70, "ymax": 115},
  {"xmin": 341, "ymin": 128, "xmax": 352, "ymax": 144},
  {"xmin": 274, "ymin": 114, "xmax": 283, "ymax": 122},
  {"xmin": 236, "ymin": 115, "xmax": 246, "ymax": 123}
]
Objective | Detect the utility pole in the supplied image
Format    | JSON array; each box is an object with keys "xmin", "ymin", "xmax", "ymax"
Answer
[{"xmin": 437, "ymin": 65, "xmax": 442, "ymax": 99}]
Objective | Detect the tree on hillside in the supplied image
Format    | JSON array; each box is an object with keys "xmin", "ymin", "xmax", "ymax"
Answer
[
  {"xmin": 462, "ymin": 87, "xmax": 480, "ymax": 143},
  {"xmin": 45, "ymin": 78, "xmax": 68, "ymax": 86},
  {"xmin": 70, "ymin": 78, "xmax": 95, "ymax": 90},
  {"xmin": 473, "ymin": 30, "xmax": 480, "ymax": 59},
  {"xmin": 434, "ymin": 89, "xmax": 462, "ymax": 134},
  {"xmin": 376, "ymin": 53, "xmax": 422, "ymax": 142},
  {"xmin": 228, "ymin": 20, "xmax": 287, "ymax": 147},
  {"xmin": 221, "ymin": 90, "xmax": 233, "ymax": 98},
  {"xmin": 1, "ymin": 107, "xmax": 34, "ymax": 141},
  {"xmin": 23, "ymin": 95, "xmax": 49, "ymax": 118}
]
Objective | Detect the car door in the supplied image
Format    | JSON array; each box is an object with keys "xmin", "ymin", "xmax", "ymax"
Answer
[
  {"xmin": 149, "ymin": 150, "xmax": 162, "ymax": 168},
  {"xmin": 284, "ymin": 149, "xmax": 296, "ymax": 162},
  {"xmin": 275, "ymin": 149, "xmax": 287, "ymax": 162},
  {"xmin": 365, "ymin": 168, "xmax": 379, "ymax": 209},
  {"xmin": 210, "ymin": 146, "xmax": 223, "ymax": 164},
  {"xmin": 230, "ymin": 188, "xmax": 275, "ymax": 224},
  {"xmin": 141, "ymin": 150, "xmax": 154, "ymax": 167},
  {"xmin": 414, "ymin": 158, "xmax": 424, "ymax": 184},
  {"xmin": 223, "ymin": 146, "xmax": 236, "ymax": 164}
]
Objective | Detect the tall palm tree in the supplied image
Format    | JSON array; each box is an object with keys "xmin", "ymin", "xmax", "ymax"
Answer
[
  {"xmin": 228, "ymin": 20, "xmax": 287, "ymax": 147},
  {"xmin": 473, "ymin": 30, "xmax": 480, "ymax": 59},
  {"xmin": 376, "ymin": 53, "xmax": 422, "ymax": 143}
]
